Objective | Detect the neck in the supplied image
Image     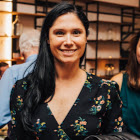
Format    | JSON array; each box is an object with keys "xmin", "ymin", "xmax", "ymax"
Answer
[
  {"xmin": 23, "ymin": 53, "xmax": 37, "ymax": 62},
  {"xmin": 55, "ymin": 61, "xmax": 82, "ymax": 81}
]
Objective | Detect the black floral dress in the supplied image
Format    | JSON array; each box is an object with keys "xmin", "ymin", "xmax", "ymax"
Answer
[{"xmin": 10, "ymin": 72, "xmax": 123, "ymax": 140}]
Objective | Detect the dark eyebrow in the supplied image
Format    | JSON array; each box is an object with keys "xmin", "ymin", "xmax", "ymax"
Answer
[{"xmin": 53, "ymin": 28, "xmax": 84, "ymax": 31}]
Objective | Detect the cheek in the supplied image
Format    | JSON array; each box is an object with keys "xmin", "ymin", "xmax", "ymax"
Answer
[
  {"xmin": 75, "ymin": 36, "xmax": 87, "ymax": 47},
  {"xmin": 49, "ymin": 38, "xmax": 63, "ymax": 48},
  {"xmin": 137, "ymin": 47, "xmax": 140, "ymax": 55},
  {"xmin": 136, "ymin": 47, "xmax": 140, "ymax": 63}
]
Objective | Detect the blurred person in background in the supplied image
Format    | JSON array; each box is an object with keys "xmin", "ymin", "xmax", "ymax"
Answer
[
  {"xmin": 111, "ymin": 31, "xmax": 140, "ymax": 138},
  {"xmin": 0, "ymin": 29, "xmax": 40, "ymax": 139},
  {"xmin": 0, "ymin": 62, "xmax": 9, "ymax": 79}
]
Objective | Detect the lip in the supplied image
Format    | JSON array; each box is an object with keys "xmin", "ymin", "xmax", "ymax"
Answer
[{"xmin": 60, "ymin": 49, "xmax": 77, "ymax": 56}]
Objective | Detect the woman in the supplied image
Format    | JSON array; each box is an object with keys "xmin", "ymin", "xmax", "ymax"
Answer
[
  {"xmin": 111, "ymin": 32, "xmax": 140, "ymax": 137},
  {"xmin": 10, "ymin": 2, "xmax": 123, "ymax": 140}
]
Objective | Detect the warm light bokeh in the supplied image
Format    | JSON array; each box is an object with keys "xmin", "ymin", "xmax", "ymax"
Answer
[{"xmin": 0, "ymin": 0, "xmax": 12, "ymax": 66}]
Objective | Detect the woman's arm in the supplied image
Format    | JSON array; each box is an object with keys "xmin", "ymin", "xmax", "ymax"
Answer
[
  {"xmin": 10, "ymin": 80, "xmax": 29, "ymax": 139},
  {"xmin": 100, "ymin": 81, "xmax": 124, "ymax": 134}
]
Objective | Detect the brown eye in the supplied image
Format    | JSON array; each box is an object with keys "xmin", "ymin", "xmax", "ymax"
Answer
[
  {"xmin": 73, "ymin": 30, "xmax": 81, "ymax": 35},
  {"xmin": 56, "ymin": 31, "xmax": 64, "ymax": 35}
]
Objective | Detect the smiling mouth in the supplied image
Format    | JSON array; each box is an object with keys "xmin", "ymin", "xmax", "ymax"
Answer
[
  {"xmin": 60, "ymin": 49, "xmax": 77, "ymax": 53},
  {"xmin": 59, "ymin": 49, "xmax": 77, "ymax": 56}
]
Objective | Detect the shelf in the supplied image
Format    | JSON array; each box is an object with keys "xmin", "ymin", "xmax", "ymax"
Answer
[
  {"xmin": 0, "ymin": 57, "xmax": 24, "ymax": 62},
  {"xmin": 0, "ymin": 35, "xmax": 20, "ymax": 38},
  {"xmin": 89, "ymin": 21, "xmax": 122, "ymax": 25},
  {"xmin": 86, "ymin": 57, "xmax": 128, "ymax": 61},
  {"xmin": 0, "ymin": 11, "xmax": 46, "ymax": 17},
  {"xmin": 87, "ymin": 39, "xmax": 121, "ymax": 43},
  {"xmin": 79, "ymin": 0, "xmax": 139, "ymax": 8},
  {"xmin": 89, "ymin": 21, "xmax": 135, "ymax": 26}
]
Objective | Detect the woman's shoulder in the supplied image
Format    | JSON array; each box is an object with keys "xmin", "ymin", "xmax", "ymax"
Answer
[
  {"xmin": 10, "ymin": 77, "xmax": 29, "ymax": 102},
  {"xmin": 110, "ymin": 72, "xmax": 126, "ymax": 91},
  {"xmin": 86, "ymin": 72, "xmax": 118, "ymax": 88},
  {"xmin": 86, "ymin": 72, "xmax": 102, "ymax": 84},
  {"xmin": 13, "ymin": 76, "xmax": 29, "ymax": 92},
  {"xmin": 86, "ymin": 72, "xmax": 121, "ymax": 102},
  {"xmin": 10, "ymin": 77, "xmax": 29, "ymax": 112}
]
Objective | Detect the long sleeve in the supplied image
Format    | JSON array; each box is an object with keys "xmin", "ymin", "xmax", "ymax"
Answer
[
  {"xmin": 100, "ymin": 80, "xmax": 123, "ymax": 134},
  {"xmin": 0, "ymin": 68, "xmax": 16, "ymax": 127},
  {"xmin": 10, "ymin": 79, "xmax": 35, "ymax": 140},
  {"xmin": 10, "ymin": 80, "xmax": 28, "ymax": 139}
]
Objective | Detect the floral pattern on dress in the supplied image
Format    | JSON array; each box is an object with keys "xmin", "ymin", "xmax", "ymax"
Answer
[
  {"xmin": 89, "ymin": 95, "xmax": 105, "ymax": 115},
  {"xmin": 84, "ymin": 73, "xmax": 93, "ymax": 92},
  {"xmin": 106, "ymin": 89, "xmax": 112, "ymax": 110},
  {"xmin": 54, "ymin": 126, "xmax": 70, "ymax": 140},
  {"xmin": 71, "ymin": 117, "xmax": 88, "ymax": 136},
  {"xmin": 96, "ymin": 117, "xmax": 102, "ymax": 134},
  {"xmin": 114, "ymin": 116, "xmax": 123, "ymax": 132},
  {"xmin": 10, "ymin": 72, "xmax": 124, "ymax": 139},
  {"xmin": 33, "ymin": 119, "xmax": 47, "ymax": 139},
  {"xmin": 16, "ymin": 96, "xmax": 23, "ymax": 111},
  {"xmin": 21, "ymin": 81, "xmax": 27, "ymax": 90},
  {"xmin": 84, "ymin": 79, "xmax": 92, "ymax": 92},
  {"xmin": 99, "ymin": 79, "xmax": 111, "ymax": 88},
  {"xmin": 11, "ymin": 109, "xmax": 16, "ymax": 128}
]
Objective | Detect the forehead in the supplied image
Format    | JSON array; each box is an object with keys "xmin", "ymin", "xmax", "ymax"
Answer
[{"xmin": 51, "ymin": 13, "xmax": 84, "ymax": 29}]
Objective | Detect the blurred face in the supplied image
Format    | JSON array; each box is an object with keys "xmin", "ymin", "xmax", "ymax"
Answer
[
  {"xmin": 48, "ymin": 13, "xmax": 87, "ymax": 65},
  {"xmin": 136, "ymin": 39, "xmax": 140, "ymax": 64}
]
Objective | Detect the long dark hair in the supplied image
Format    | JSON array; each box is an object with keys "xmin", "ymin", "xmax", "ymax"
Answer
[
  {"xmin": 20, "ymin": 2, "xmax": 89, "ymax": 132},
  {"xmin": 126, "ymin": 31, "xmax": 140, "ymax": 90}
]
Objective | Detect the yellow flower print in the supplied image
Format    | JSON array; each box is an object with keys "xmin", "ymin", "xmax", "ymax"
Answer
[
  {"xmin": 32, "ymin": 119, "xmax": 46, "ymax": 138},
  {"xmin": 96, "ymin": 101, "xmax": 98, "ymax": 104},
  {"xmin": 55, "ymin": 126, "xmax": 70, "ymax": 139},
  {"xmin": 71, "ymin": 117, "xmax": 88, "ymax": 136}
]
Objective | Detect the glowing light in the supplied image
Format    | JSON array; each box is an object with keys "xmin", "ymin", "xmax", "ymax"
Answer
[{"xmin": 0, "ymin": 1, "xmax": 12, "ymax": 66}]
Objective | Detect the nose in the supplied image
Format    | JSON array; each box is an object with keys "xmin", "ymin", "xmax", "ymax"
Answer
[{"xmin": 64, "ymin": 34, "xmax": 73, "ymax": 47}]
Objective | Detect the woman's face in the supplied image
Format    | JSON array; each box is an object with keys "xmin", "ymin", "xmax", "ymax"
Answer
[
  {"xmin": 48, "ymin": 13, "xmax": 87, "ymax": 65},
  {"xmin": 136, "ymin": 39, "xmax": 140, "ymax": 64}
]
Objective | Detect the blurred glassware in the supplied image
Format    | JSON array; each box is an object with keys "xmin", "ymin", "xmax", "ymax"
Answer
[{"xmin": 105, "ymin": 63, "xmax": 114, "ymax": 76}]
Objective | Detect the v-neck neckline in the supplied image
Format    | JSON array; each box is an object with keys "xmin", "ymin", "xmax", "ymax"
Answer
[{"xmin": 45, "ymin": 72, "xmax": 88, "ymax": 127}]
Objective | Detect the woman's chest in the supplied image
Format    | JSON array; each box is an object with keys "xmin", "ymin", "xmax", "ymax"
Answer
[{"xmin": 31, "ymin": 89, "xmax": 107, "ymax": 139}]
